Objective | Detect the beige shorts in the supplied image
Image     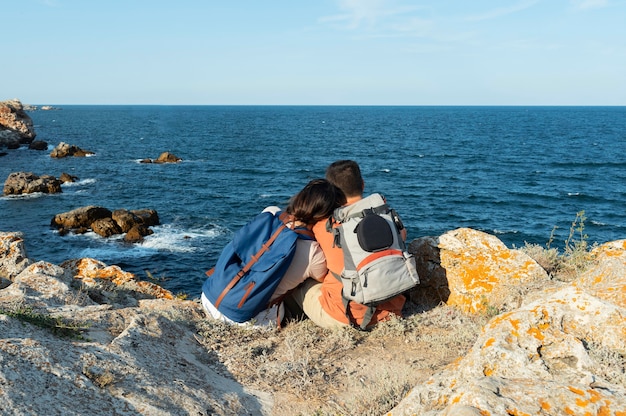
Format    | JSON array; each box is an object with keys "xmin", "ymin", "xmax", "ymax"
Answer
[{"xmin": 288, "ymin": 279, "xmax": 348, "ymax": 329}]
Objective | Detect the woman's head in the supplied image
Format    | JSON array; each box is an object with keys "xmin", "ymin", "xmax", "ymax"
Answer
[{"xmin": 286, "ymin": 179, "xmax": 346, "ymax": 225}]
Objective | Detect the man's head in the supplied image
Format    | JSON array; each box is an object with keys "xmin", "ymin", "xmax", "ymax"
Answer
[{"xmin": 325, "ymin": 160, "xmax": 364, "ymax": 199}]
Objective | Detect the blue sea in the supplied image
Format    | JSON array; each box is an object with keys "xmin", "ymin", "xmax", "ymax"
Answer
[{"xmin": 1, "ymin": 106, "xmax": 625, "ymax": 297}]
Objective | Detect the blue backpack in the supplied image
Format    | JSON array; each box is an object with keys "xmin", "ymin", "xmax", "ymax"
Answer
[{"xmin": 202, "ymin": 210, "xmax": 313, "ymax": 323}]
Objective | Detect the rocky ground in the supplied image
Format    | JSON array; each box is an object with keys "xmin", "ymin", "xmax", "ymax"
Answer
[{"xmin": 1, "ymin": 229, "xmax": 625, "ymax": 415}]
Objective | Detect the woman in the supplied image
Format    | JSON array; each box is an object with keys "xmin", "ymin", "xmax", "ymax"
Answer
[{"xmin": 201, "ymin": 178, "xmax": 345, "ymax": 328}]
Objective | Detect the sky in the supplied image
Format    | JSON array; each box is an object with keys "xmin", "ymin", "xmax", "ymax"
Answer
[{"xmin": 2, "ymin": 0, "xmax": 625, "ymax": 105}]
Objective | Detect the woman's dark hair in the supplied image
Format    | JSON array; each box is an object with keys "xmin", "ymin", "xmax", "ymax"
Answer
[{"xmin": 286, "ymin": 179, "xmax": 346, "ymax": 225}]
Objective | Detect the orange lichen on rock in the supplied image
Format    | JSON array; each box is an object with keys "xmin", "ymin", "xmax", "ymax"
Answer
[
  {"xmin": 506, "ymin": 408, "xmax": 532, "ymax": 416},
  {"xmin": 527, "ymin": 327, "xmax": 545, "ymax": 341},
  {"xmin": 568, "ymin": 386, "xmax": 585, "ymax": 396},
  {"xmin": 136, "ymin": 281, "xmax": 174, "ymax": 300},
  {"xmin": 60, "ymin": 257, "xmax": 173, "ymax": 299},
  {"xmin": 539, "ymin": 399, "xmax": 551, "ymax": 411},
  {"xmin": 435, "ymin": 228, "xmax": 548, "ymax": 314}
]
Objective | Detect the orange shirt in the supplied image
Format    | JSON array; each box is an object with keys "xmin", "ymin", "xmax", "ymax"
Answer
[{"xmin": 312, "ymin": 218, "xmax": 405, "ymax": 327}]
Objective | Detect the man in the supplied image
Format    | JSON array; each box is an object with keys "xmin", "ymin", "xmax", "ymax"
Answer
[{"xmin": 287, "ymin": 160, "xmax": 406, "ymax": 329}]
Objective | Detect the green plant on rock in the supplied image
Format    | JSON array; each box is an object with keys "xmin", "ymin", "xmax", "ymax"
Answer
[
  {"xmin": 0, "ymin": 306, "xmax": 89, "ymax": 340},
  {"xmin": 559, "ymin": 210, "xmax": 594, "ymax": 280},
  {"xmin": 523, "ymin": 210, "xmax": 595, "ymax": 282}
]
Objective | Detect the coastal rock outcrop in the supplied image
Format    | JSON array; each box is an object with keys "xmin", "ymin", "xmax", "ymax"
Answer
[
  {"xmin": 3, "ymin": 171, "xmax": 63, "ymax": 195},
  {"xmin": 139, "ymin": 151, "xmax": 182, "ymax": 164},
  {"xmin": 392, "ymin": 233, "xmax": 626, "ymax": 415},
  {"xmin": 408, "ymin": 228, "xmax": 549, "ymax": 313},
  {"xmin": 50, "ymin": 141, "xmax": 95, "ymax": 158},
  {"xmin": 0, "ymin": 99, "xmax": 36, "ymax": 148},
  {"xmin": 0, "ymin": 231, "xmax": 269, "ymax": 415},
  {"xmin": 51, "ymin": 206, "xmax": 159, "ymax": 241},
  {"xmin": 59, "ymin": 172, "xmax": 79, "ymax": 183},
  {"xmin": 2, "ymin": 229, "xmax": 625, "ymax": 415}
]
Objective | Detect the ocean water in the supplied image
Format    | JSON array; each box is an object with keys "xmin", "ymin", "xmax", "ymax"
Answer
[{"xmin": 1, "ymin": 106, "xmax": 625, "ymax": 297}]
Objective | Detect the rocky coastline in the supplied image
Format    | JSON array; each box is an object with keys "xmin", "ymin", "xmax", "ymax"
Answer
[
  {"xmin": 0, "ymin": 99, "xmax": 37, "ymax": 149},
  {"xmin": 1, "ymin": 228, "xmax": 625, "ymax": 415}
]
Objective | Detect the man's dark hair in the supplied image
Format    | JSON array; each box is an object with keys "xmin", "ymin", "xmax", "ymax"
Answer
[{"xmin": 325, "ymin": 160, "xmax": 364, "ymax": 198}]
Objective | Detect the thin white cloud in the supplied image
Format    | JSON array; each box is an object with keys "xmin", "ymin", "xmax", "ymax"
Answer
[
  {"xmin": 570, "ymin": 0, "xmax": 609, "ymax": 10},
  {"xmin": 319, "ymin": 0, "xmax": 424, "ymax": 30},
  {"xmin": 464, "ymin": 0, "xmax": 541, "ymax": 22}
]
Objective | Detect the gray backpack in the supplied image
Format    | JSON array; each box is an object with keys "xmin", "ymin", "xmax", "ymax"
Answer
[{"xmin": 328, "ymin": 193, "xmax": 420, "ymax": 329}]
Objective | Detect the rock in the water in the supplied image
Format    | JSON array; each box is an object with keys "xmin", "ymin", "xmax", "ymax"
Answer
[
  {"xmin": 0, "ymin": 99, "xmax": 36, "ymax": 148},
  {"xmin": 3, "ymin": 171, "xmax": 62, "ymax": 195},
  {"xmin": 50, "ymin": 141, "xmax": 95, "ymax": 158}
]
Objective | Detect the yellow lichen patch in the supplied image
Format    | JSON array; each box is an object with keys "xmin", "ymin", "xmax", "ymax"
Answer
[
  {"xmin": 575, "ymin": 397, "xmax": 589, "ymax": 407},
  {"xmin": 483, "ymin": 364, "xmax": 495, "ymax": 376},
  {"xmin": 527, "ymin": 327, "xmax": 545, "ymax": 341},
  {"xmin": 539, "ymin": 399, "xmax": 551, "ymax": 411},
  {"xmin": 484, "ymin": 337, "xmax": 496, "ymax": 348},
  {"xmin": 479, "ymin": 410, "xmax": 491, "ymax": 416},
  {"xmin": 587, "ymin": 389, "xmax": 601, "ymax": 403},
  {"xmin": 135, "ymin": 281, "xmax": 174, "ymax": 300},
  {"xmin": 460, "ymin": 261, "xmax": 496, "ymax": 292},
  {"xmin": 498, "ymin": 250, "xmax": 512, "ymax": 261},
  {"xmin": 597, "ymin": 404, "xmax": 611, "ymax": 416},
  {"xmin": 506, "ymin": 408, "xmax": 531, "ymax": 416},
  {"xmin": 451, "ymin": 393, "xmax": 463, "ymax": 404},
  {"xmin": 487, "ymin": 311, "xmax": 515, "ymax": 329},
  {"xmin": 564, "ymin": 406, "xmax": 575, "ymax": 415},
  {"xmin": 568, "ymin": 386, "xmax": 585, "ymax": 396}
]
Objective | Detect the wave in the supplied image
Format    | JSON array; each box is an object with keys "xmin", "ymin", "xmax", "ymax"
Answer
[
  {"xmin": 62, "ymin": 178, "xmax": 97, "ymax": 187},
  {"xmin": 493, "ymin": 229, "xmax": 520, "ymax": 235},
  {"xmin": 57, "ymin": 223, "xmax": 228, "ymax": 262},
  {"xmin": 140, "ymin": 224, "xmax": 226, "ymax": 252},
  {"xmin": 1, "ymin": 192, "xmax": 46, "ymax": 200}
]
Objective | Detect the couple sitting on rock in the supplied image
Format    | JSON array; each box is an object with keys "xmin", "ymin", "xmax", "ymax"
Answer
[{"xmin": 201, "ymin": 160, "xmax": 407, "ymax": 330}]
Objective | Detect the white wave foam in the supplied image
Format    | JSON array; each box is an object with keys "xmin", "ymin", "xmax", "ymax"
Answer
[
  {"xmin": 139, "ymin": 224, "xmax": 226, "ymax": 253},
  {"xmin": 381, "ymin": 169, "xmax": 390, "ymax": 173},
  {"xmin": 62, "ymin": 178, "xmax": 96, "ymax": 187},
  {"xmin": 1, "ymin": 192, "xmax": 46, "ymax": 200},
  {"xmin": 567, "ymin": 192, "xmax": 581, "ymax": 196},
  {"xmin": 62, "ymin": 224, "xmax": 227, "ymax": 261},
  {"xmin": 493, "ymin": 229, "xmax": 519, "ymax": 235}
]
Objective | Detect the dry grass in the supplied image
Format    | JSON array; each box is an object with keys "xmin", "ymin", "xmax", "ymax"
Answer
[
  {"xmin": 521, "ymin": 210, "xmax": 597, "ymax": 282},
  {"xmin": 196, "ymin": 300, "xmax": 486, "ymax": 415}
]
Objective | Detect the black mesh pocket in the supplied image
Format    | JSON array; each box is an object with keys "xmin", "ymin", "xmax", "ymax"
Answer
[{"xmin": 355, "ymin": 214, "xmax": 393, "ymax": 252}]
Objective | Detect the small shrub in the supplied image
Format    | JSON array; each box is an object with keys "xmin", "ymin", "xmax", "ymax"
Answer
[
  {"xmin": 523, "ymin": 210, "xmax": 596, "ymax": 282},
  {"xmin": 82, "ymin": 365, "xmax": 116, "ymax": 388},
  {"xmin": 521, "ymin": 242, "xmax": 560, "ymax": 276}
]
